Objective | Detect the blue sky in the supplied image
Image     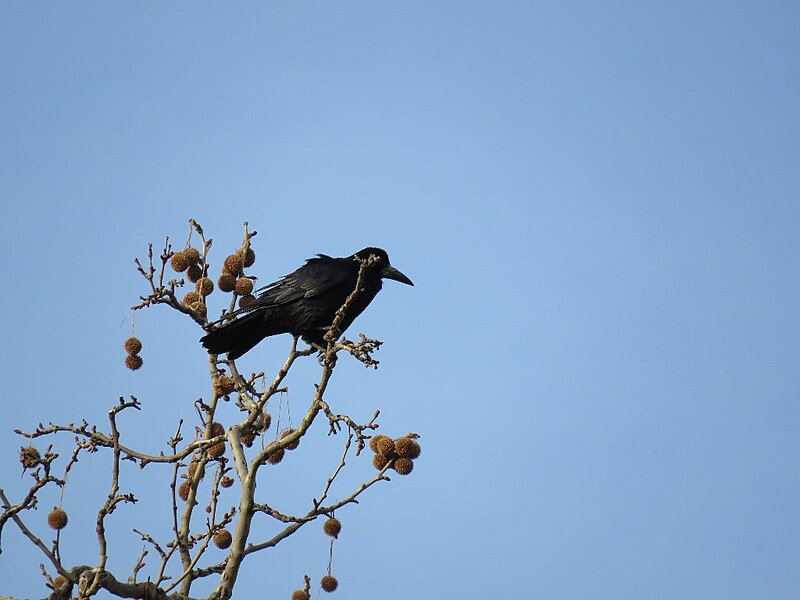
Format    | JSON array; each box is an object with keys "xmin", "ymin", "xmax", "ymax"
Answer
[{"xmin": 1, "ymin": 2, "xmax": 799, "ymax": 598}]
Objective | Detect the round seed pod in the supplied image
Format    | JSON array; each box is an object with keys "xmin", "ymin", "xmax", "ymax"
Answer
[
  {"xmin": 221, "ymin": 476, "xmax": 234, "ymax": 488},
  {"xmin": 214, "ymin": 375, "xmax": 235, "ymax": 396},
  {"xmin": 239, "ymin": 294, "xmax": 257, "ymax": 309},
  {"xmin": 323, "ymin": 517, "xmax": 341, "ymax": 538},
  {"xmin": 19, "ymin": 446, "xmax": 40, "ymax": 469},
  {"xmin": 186, "ymin": 263, "xmax": 203, "ymax": 283},
  {"xmin": 267, "ymin": 448, "xmax": 285, "ymax": 464},
  {"xmin": 291, "ymin": 590, "xmax": 310, "ymax": 600},
  {"xmin": 258, "ymin": 411, "xmax": 273, "ymax": 432},
  {"xmin": 178, "ymin": 481, "xmax": 191, "ymax": 501},
  {"xmin": 213, "ymin": 529, "xmax": 232, "ymax": 549},
  {"xmin": 124, "ymin": 337, "xmax": 142, "ymax": 355},
  {"xmin": 393, "ymin": 457, "xmax": 414, "ymax": 475},
  {"xmin": 183, "ymin": 291, "xmax": 201, "ymax": 305},
  {"xmin": 280, "ymin": 428, "xmax": 299, "ymax": 450},
  {"xmin": 372, "ymin": 453, "xmax": 391, "ymax": 470},
  {"xmin": 320, "ymin": 575, "xmax": 338, "ymax": 592},
  {"xmin": 190, "ymin": 301, "xmax": 207, "ymax": 318},
  {"xmin": 369, "ymin": 434, "xmax": 391, "ymax": 453},
  {"xmin": 243, "ymin": 247, "xmax": 256, "ymax": 267},
  {"xmin": 125, "ymin": 354, "xmax": 143, "ymax": 371},
  {"xmin": 394, "ymin": 437, "xmax": 421, "ymax": 459},
  {"xmin": 170, "ymin": 251, "xmax": 190, "ymax": 272},
  {"xmin": 187, "ymin": 460, "xmax": 200, "ymax": 479},
  {"xmin": 223, "ymin": 254, "xmax": 243, "ymax": 276},
  {"xmin": 218, "ymin": 273, "xmax": 237, "ymax": 293},
  {"xmin": 210, "ymin": 422, "xmax": 225, "ymax": 437},
  {"xmin": 207, "ymin": 442, "xmax": 225, "ymax": 459},
  {"xmin": 240, "ymin": 432, "xmax": 255, "ymax": 447},
  {"xmin": 52, "ymin": 575, "xmax": 67, "ymax": 590},
  {"xmin": 183, "ymin": 247, "xmax": 201, "ymax": 264},
  {"xmin": 197, "ymin": 277, "xmax": 214, "ymax": 296},
  {"xmin": 47, "ymin": 508, "xmax": 68, "ymax": 530},
  {"xmin": 235, "ymin": 277, "xmax": 254, "ymax": 296},
  {"xmin": 375, "ymin": 437, "xmax": 396, "ymax": 460}
]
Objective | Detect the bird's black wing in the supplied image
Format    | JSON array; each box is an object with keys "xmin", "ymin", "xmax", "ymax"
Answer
[{"xmin": 214, "ymin": 255, "xmax": 351, "ymax": 322}]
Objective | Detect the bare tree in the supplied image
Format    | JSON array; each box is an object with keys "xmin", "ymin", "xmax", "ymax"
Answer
[{"xmin": 0, "ymin": 220, "xmax": 420, "ymax": 600}]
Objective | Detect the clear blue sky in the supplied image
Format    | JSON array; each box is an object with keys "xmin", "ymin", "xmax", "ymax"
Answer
[{"xmin": 2, "ymin": 3, "xmax": 799, "ymax": 599}]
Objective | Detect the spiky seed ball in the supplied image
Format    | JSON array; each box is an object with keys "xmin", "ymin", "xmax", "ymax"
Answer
[
  {"xmin": 178, "ymin": 481, "xmax": 191, "ymax": 501},
  {"xmin": 267, "ymin": 448, "xmax": 285, "ymax": 464},
  {"xmin": 187, "ymin": 461, "xmax": 200, "ymax": 479},
  {"xmin": 190, "ymin": 301, "xmax": 207, "ymax": 318},
  {"xmin": 240, "ymin": 432, "xmax": 255, "ymax": 447},
  {"xmin": 207, "ymin": 442, "xmax": 225, "ymax": 459},
  {"xmin": 320, "ymin": 575, "xmax": 338, "ymax": 592},
  {"xmin": 259, "ymin": 411, "xmax": 273, "ymax": 432},
  {"xmin": 280, "ymin": 428, "xmax": 299, "ymax": 450},
  {"xmin": 124, "ymin": 336, "xmax": 143, "ymax": 355},
  {"xmin": 218, "ymin": 273, "xmax": 236, "ymax": 293},
  {"xmin": 292, "ymin": 590, "xmax": 310, "ymax": 600},
  {"xmin": 393, "ymin": 457, "xmax": 414, "ymax": 475},
  {"xmin": 170, "ymin": 251, "xmax": 190, "ymax": 272},
  {"xmin": 394, "ymin": 437, "xmax": 421, "ymax": 459},
  {"xmin": 223, "ymin": 254, "xmax": 243, "ymax": 276},
  {"xmin": 19, "ymin": 446, "xmax": 40, "ymax": 469},
  {"xmin": 52, "ymin": 575, "xmax": 67, "ymax": 589},
  {"xmin": 183, "ymin": 291, "xmax": 201, "ymax": 305},
  {"xmin": 197, "ymin": 277, "xmax": 214, "ymax": 297},
  {"xmin": 214, "ymin": 375, "xmax": 235, "ymax": 396},
  {"xmin": 221, "ymin": 476, "xmax": 234, "ymax": 488},
  {"xmin": 213, "ymin": 529, "xmax": 232, "ymax": 549},
  {"xmin": 369, "ymin": 434, "xmax": 392, "ymax": 454},
  {"xmin": 186, "ymin": 263, "xmax": 203, "ymax": 283},
  {"xmin": 210, "ymin": 422, "xmax": 225, "ymax": 437},
  {"xmin": 125, "ymin": 354, "xmax": 144, "ymax": 371},
  {"xmin": 323, "ymin": 517, "xmax": 341, "ymax": 538},
  {"xmin": 372, "ymin": 453, "xmax": 391, "ymax": 470},
  {"xmin": 242, "ymin": 247, "xmax": 256, "ymax": 267},
  {"xmin": 235, "ymin": 277, "xmax": 254, "ymax": 296},
  {"xmin": 375, "ymin": 437, "xmax": 396, "ymax": 459},
  {"xmin": 47, "ymin": 508, "xmax": 68, "ymax": 530},
  {"xmin": 184, "ymin": 247, "xmax": 201, "ymax": 264},
  {"xmin": 239, "ymin": 294, "xmax": 256, "ymax": 309}
]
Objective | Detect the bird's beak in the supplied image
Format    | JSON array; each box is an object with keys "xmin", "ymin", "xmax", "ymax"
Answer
[{"xmin": 381, "ymin": 264, "xmax": 414, "ymax": 286}]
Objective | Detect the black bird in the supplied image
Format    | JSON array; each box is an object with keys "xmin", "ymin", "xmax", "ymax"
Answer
[{"xmin": 200, "ymin": 247, "xmax": 413, "ymax": 359}]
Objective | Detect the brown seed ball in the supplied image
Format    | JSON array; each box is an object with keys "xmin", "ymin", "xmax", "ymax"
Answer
[
  {"xmin": 234, "ymin": 277, "xmax": 254, "ymax": 296},
  {"xmin": 259, "ymin": 411, "xmax": 273, "ymax": 432},
  {"xmin": 320, "ymin": 575, "xmax": 338, "ymax": 592},
  {"xmin": 186, "ymin": 263, "xmax": 203, "ymax": 283},
  {"xmin": 239, "ymin": 294, "xmax": 257, "ymax": 309},
  {"xmin": 197, "ymin": 277, "xmax": 214, "ymax": 297},
  {"xmin": 213, "ymin": 529, "xmax": 232, "ymax": 549},
  {"xmin": 47, "ymin": 508, "xmax": 68, "ymax": 530},
  {"xmin": 240, "ymin": 432, "xmax": 255, "ymax": 447},
  {"xmin": 242, "ymin": 247, "xmax": 256, "ymax": 267},
  {"xmin": 210, "ymin": 422, "xmax": 225, "ymax": 437},
  {"xmin": 124, "ymin": 336, "xmax": 143, "ymax": 355},
  {"xmin": 394, "ymin": 437, "xmax": 421, "ymax": 459},
  {"xmin": 267, "ymin": 448, "xmax": 285, "ymax": 464},
  {"xmin": 393, "ymin": 457, "xmax": 414, "ymax": 475},
  {"xmin": 221, "ymin": 476, "xmax": 234, "ymax": 488},
  {"xmin": 190, "ymin": 301, "xmax": 207, "ymax": 318},
  {"xmin": 218, "ymin": 273, "xmax": 237, "ymax": 293},
  {"xmin": 369, "ymin": 434, "xmax": 391, "ymax": 453},
  {"xmin": 125, "ymin": 354, "xmax": 144, "ymax": 371},
  {"xmin": 292, "ymin": 590, "xmax": 310, "ymax": 600},
  {"xmin": 19, "ymin": 446, "xmax": 40, "ymax": 469},
  {"xmin": 323, "ymin": 517, "xmax": 341, "ymax": 538},
  {"xmin": 183, "ymin": 247, "xmax": 201, "ymax": 264},
  {"xmin": 375, "ymin": 437, "xmax": 396, "ymax": 459},
  {"xmin": 214, "ymin": 375, "xmax": 235, "ymax": 396},
  {"xmin": 52, "ymin": 575, "xmax": 67, "ymax": 589},
  {"xmin": 187, "ymin": 460, "xmax": 200, "ymax": 479},
  {"xmin": 223, "ymin": 254, "xmax": 243, "ymax": 276},
  {"xmin": 280, "ymin": 428, "xmax": 299, "ymax": 450},
  {"xmin": 183, "ymin": 290, "xmax": 201, "ymax": 305},
  {"xmin": 170, "ymin": 251, "xmax": 190, "ymax": 272},
  {"xmin": 207, "ymin": 442, "xmax": 225, "ymax": 459},
  {"xmin": 372, "ymin": 453, "xmax": 391, "ymax": 470},
  {"xmin": 178, "ymin": 481, "xmax": 191, "ymax": 501}
]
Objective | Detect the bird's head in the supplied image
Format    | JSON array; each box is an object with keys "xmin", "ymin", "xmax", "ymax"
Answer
[{"xmin": 352, "ymin": 247, "xmax": 414, "ymax": 286}]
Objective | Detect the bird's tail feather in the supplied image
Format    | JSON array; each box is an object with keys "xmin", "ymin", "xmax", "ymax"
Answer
[{"xmin": 200, "ymin": 312, "xmax": 275, "ymax": 360}]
